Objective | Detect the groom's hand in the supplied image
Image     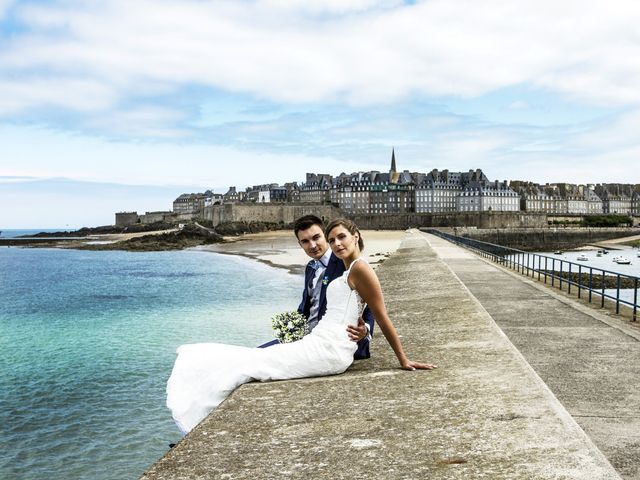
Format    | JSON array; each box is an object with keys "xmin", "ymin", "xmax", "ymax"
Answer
[{"xmin": 347, "ymin": 317, "xmax": 368, "ymax": 342}]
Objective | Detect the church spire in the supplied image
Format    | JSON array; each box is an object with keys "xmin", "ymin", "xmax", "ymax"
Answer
[{"xmin": 390, "ymin": 148, "xmax": 397, "ymax": 173}]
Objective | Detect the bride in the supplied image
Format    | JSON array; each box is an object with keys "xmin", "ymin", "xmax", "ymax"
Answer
[{"xmin": 167, "ymin": 218, "xmax": 436, "ymax": 435}]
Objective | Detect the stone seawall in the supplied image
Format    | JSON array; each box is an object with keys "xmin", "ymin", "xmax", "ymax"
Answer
[
  {"xmin": 140, "ymin": 231, "xmax": 620, "ymax": 480},
  {"xmin": 202, "ymin": 204, "xmax": 342, "ymax": 226},
  {"xmin": 455, "ymin": 227, "xmax": 640, "ymax": 250},
  {"xmin": 202, "ymin": 206, "xmax": 549, "ymax": 230},
  {"xmin": 351, "ymin": 211, "xmax": 548, "ymax": 229}
]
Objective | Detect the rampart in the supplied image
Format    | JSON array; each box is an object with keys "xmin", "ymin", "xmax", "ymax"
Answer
[
  {"xmin": 351, "ymin": 211, "xmax": 548, "ymax": 229},
  {"xmin": 202, "ymin": 203, "xmax": 342, "ymax": 226},
  {"xmin": 115, "ymin": 211, "xmax": 197, "ymax": 227},
  {"xmin": 455, "ymin": 227, "xmax": 640, "ymax": 250}
]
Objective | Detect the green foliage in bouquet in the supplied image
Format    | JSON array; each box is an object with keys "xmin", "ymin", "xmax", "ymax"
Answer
[{"xmin": 271, "ymin": 311, "xmax": 309, "ymax": 343}]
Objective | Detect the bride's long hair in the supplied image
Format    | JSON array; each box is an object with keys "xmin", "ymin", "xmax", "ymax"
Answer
[{"xmin": 324, "ymin": 218, "xmax": 364, "ymax": 251}]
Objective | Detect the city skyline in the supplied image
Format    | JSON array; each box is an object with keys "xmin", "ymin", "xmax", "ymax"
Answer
[{"xmin": 1, "ymin": 1, "xmax": 639, "ymax": 228}]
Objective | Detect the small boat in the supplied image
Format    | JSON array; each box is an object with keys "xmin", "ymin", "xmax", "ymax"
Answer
[
  {"xmin": 576, "ymin": 254, "xmax": 589, "ymax": 261},
  {"xmin": 602, "ymin": 250, "xmax": 609, "ymax": 254},
  {"xmin": 615, "ymin": 257, "xmax": 631, "ymax": 265},
  {"xmin": 554, "ymin": 251, "xmax": 563, "ymax": 255}
]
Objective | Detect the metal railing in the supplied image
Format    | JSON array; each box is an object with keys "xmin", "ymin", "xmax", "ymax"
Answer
[{"xmin": 425, "ymin": 229, "xmax": 639, "ymax": 321}]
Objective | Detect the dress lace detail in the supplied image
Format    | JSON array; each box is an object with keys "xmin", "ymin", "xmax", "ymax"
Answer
[
  {"xmin": 345, "ymin": 257, "xmax": 367, "ymax": 316},
  {"xmin": 166, "ymin": 260, "xmax": 364, "ymax": 435}
]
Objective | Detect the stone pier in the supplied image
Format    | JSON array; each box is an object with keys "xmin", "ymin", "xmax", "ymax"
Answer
[{"xmin": 141, "ymin": 231, "xmax": 621, "ymax": 479}]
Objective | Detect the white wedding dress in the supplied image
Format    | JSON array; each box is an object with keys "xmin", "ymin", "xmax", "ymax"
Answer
[{"xmin": 166, "ymin": 258, "xmax": 366, "ymax": 435}]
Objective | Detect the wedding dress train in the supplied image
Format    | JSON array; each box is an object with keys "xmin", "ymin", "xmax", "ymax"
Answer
[{"xmin": 166, "ymin": 258, "xmax": 366, "ymax": 434}]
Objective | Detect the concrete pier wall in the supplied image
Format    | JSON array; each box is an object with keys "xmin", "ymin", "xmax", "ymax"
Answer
[
  {"xmin": 141, "ymin": 231, "xmax": 620, "ymax": 480},
  {"xmin": 455, "ymin": 227, "xmax": 640, "ymax": 250}
]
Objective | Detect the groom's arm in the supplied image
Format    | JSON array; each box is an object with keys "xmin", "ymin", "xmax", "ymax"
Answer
[{"xmin": 347, "ymin": 307, "xmax": 375, "ymax": 342}]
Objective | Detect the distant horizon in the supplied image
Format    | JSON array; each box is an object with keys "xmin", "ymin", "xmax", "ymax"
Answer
[
  {"xmin": 1, "ymin": 1, "xmax": 639, "ymax": 227},
  {"xmin": 5, "ymin": 169, "xmax": 640, "ymax": 231}
]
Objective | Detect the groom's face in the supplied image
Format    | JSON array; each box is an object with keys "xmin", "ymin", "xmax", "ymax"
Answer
[{"xmin": 296, "ymin": 224, "xmax": 328, "ymax": 260}]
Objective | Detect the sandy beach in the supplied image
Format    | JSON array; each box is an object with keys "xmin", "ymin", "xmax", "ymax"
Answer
[{"xmin": 197, "ymin": 230, "xmax": 408, "ymax": 274}]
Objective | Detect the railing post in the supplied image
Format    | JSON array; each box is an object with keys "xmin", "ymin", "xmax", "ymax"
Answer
[
  {"xmin": 578, "ymin": 265, "xmax": 581, "ymax": 299},
  {"xmin": 568, "ymin": 262, "xmax": 572, "ymax": 294},
  {"xmin": 588, "ymin": 268, "xmax": 593, "ymax": 304},
  {"xmin": 559, "ymin": 260, "xmax": 563, "ymax": 290},
  {"xmin": 545, "ymin": 257, "xmax": 548, "ymax": 284},
  {"xmin": 616, "ymin": 275, "xmax": 621, "ymax": 314},
  {"xmin": 634, "ymin": 278, "xmax": 638, "ymax": 322},
  {"xmin": 601, "ymin": 272, "xmax": 605, "ymax": 308}
]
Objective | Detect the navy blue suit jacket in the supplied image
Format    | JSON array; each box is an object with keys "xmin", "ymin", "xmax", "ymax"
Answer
[{"xmin": 298, "ymin": 253, "xmax": 375, "ymax": 360}]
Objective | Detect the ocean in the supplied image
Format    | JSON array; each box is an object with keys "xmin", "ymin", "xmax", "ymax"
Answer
[
  {"xmin": 508, "ymin": 247, "xmax": 640, "ymax": 304},
  {"xmin": 0, "ymin": 245, "xmax": 301, "ymax": 479}
]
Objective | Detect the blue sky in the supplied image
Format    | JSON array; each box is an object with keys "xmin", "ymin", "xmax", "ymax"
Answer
[{"xmin": 1, "ymin": 0, "xmax": 639, "ymax": 228}]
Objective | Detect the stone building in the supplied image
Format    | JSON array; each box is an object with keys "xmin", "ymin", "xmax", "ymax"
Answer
[
  {"xmin": 415, "ymin": 169, "xmax": 486, "ymax": 213},
  {"xmin": 511, "ymin": 182, "xmax": 560, "ymax": 213},
  {"xmin": 284, "ymin": 182, "xmax": 300, "ymax": 203},
  {"xmin": 458, "ymin": 180, "xmax": 519, "ymax": 212},
  {"xmin": 595, "ymin": 184, "xmax": 632, "ymax": 214},
  {"xmin": 173, "ymin": 193, "xmax": 206, "ymax": 214},
  {"xmin": 223, "ymin": 187, "xmax": 240, "ymax": 204},
  {"xmin": 243, "ymin": 183, "xmax": 288, "ymax": 203},
  {"xmin": 329, "ymin": 149, "xmax": 415, "ymax": 214},
  {"xmin": 631, "ymin": 188, "xmax": 640, "ymax": 216},
  {"xmin": 203, "ymin": 190, "xmax": 223, "ymax": 207},
  {"xmin": 299, "ymin": 174, "xmax": 332, "ymax": 204},
  {"xmin": 512, "ymin": 182, "xmax": 602, "ymax": 214}
]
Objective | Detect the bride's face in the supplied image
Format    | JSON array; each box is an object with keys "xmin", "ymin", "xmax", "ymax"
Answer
[{"xmin": 327, "ymin": 225, "xmax": 359, "ymax": 259}]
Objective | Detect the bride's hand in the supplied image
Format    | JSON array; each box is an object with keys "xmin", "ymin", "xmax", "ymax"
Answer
[{"xmin": 401, "ymin": 360, "xmax": 437, "ymax": 371}]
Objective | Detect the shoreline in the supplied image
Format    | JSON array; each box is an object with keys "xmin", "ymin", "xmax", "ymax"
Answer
[{"xmin": 195, "ymin": 230, "xmax": 407, "ymax": 274}]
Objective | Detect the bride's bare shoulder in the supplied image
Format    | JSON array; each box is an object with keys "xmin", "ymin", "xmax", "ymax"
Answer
[{"xmin": 349, "ymin": 258, "xmax": 377, "ymax": 280}]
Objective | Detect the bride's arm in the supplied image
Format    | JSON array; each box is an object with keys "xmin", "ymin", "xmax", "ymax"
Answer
[{"xmin": 348, "ymin": 262, "xmax": 436, "ymax": 371}]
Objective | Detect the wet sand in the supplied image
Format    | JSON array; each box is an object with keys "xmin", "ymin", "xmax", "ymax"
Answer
[{"xmin": 196, "ymin": 230, "xmax": 407, "ymax": 274}]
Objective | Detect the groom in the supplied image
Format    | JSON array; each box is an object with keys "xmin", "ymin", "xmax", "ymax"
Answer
[{"xmin": 261, "ymin": 215, "xmax": 374, "ymax": 359}]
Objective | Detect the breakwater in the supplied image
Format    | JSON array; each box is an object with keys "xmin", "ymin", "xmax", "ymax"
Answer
[
  {"xmin": 140, "ymin": 231, "xmax": 620, "ymax": 480},
  {"xmin": 455, "ymin": 227, "xmax": 640, "ymax": 250}
]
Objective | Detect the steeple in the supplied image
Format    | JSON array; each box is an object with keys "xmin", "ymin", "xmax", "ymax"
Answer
[{"xmin": 390, "ymin": 148, "xmax": 397, "ymax": 174}]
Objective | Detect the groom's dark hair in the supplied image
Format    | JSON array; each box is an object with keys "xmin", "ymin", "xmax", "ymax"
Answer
[{"xmin": 293, "ymin": 215, "xmax": 324, "ymax": 238}]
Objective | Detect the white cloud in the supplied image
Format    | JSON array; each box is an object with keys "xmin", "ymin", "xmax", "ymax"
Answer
[
  {"xmin": 0, "ymin": 77, "xmax": 117, "ymax": 115},
  {"xmin": 508, "ymin": 101, "xmax": 529, "ymax": 111},
  {"xmin": 1, "ymin": 0, "xmax": 640, "ymax": 116},
  {"xmin": 0, "ymin": 0, "xmax": 13, "ymax": 19}
]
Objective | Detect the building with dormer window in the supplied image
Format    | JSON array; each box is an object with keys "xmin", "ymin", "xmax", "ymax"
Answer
[
  {"xmin": 223, "ymin": 186, "xmax": 239, "ymax": 203},
  {"xmin": 595, "ymin": 184, "xmax": 632, "ymax": 214},
  {"xmin": 173, "ymin": 193, "xmax": 207, "ymax": 214}
]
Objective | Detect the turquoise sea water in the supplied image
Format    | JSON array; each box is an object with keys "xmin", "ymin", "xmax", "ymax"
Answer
[{"xmin": 0, "ymin": 247, "xmax": 301, "ymax": 479}]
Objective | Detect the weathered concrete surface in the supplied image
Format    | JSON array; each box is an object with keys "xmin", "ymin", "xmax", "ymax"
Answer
[
  {"xmin": 424, "ymin": 232, "xmax": 640, "ymax": 479},
  {"xmin": 141, "ymin": 231, "xmax": 619, "ymax": 480}
]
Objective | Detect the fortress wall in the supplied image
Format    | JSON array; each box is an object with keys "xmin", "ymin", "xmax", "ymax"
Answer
[
  {"xmin": 115, "ymin": 212, "xmax": 140, "ymax": 227},
  {"xmin": 203, "ymin": 204, "xmax": 342, "ymax": 226},
  {"xmin": 458, "ymin": 227, "xmax": 640, "ymax": 250},
  {"xmin": 351, "ymin": 212, "xmax": 548, "ymax": 230}
]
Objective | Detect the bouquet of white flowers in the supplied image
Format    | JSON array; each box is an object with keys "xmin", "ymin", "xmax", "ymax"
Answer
[{"xmin": 271, "ymin": 311, "xmax": 309, "ymax": 343}]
